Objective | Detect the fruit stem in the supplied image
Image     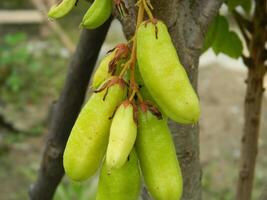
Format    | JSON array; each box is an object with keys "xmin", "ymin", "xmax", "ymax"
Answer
[
  {"xmin": 142, "ymin": 0, "xmax": 154, "ymax": 20},
  {"xmin": 128, "ymin": 0, "xmax": 144, "ymax": 100},
  {"xmin": 136, "ymin": 90, "xmax": 143, "ymax": 102},
  {"xmin": 119, "ymin": 0, "xmax": 144, "ymax": 101}
]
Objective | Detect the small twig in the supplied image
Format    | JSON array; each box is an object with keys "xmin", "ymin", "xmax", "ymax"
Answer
[
  {"xmin": 0, "ymin": 113, "xmax": 19, "ymax": 133},
  {"xmin": 233, "ymin": 10, "xmax": 253, "ymax": 33},
  {"xmin": 263, "ymin": 49, "xmax": 267, "ymax": 61},
  {"xmin": 143, "ymin": 0, "xmax": 154, "ymax": 20},
  {"xmin": 232, "ymin": 10, "xmax": 251, "ymax": 48},
  {"xmin": 136, "ymin": 90, "xmax": 143, "ymax": 102},
  {"xmin": 0, "ymin": 112, "xmax": 36, "ymax": 135},
  {"xmin": 242, "ymin": 54, "xmax": 254, "ymax": 68}
]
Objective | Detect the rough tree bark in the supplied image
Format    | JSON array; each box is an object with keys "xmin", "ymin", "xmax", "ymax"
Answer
[
  {"xmin": 117, "ymin": 0, "xmax": 223, "ymax": 199},
  {"xmin": 29, "ymin": 18, "xmax": 112, "ymax": 200},
  {"xmin": 236, "ymin": 1, "xmax": 267, "ymax": 199}
]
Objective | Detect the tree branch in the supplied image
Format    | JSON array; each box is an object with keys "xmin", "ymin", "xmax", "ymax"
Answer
[
  {"xmin": 242, "ymin": 54, "xmax": 254, "ymax": 68},
  {"xmin": 263, "ymin": 49, "xmax": 267, "ymax": 61},
  {"xmin": 233, "ymin": 10, "xmax": 251, "ymax": 48},
  {"xmin": 233, "ymin": 10, "xmax": 253, "ymax": 32},
  {"xmin": 0, "ymin": 113, "xmax": 19, "ymax": 133},
  {"xmin": 28, "ymin": 18, "xmax": 112, "ymax": 200},
  {"xmin": 236, "ymin": 0, "xmax": 267, "ymax": 199}
]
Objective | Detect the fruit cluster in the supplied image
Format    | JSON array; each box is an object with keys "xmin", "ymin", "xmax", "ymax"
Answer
[{"xmin": 48, "ymin": 0, "xmax": 200, "ymax": 199}]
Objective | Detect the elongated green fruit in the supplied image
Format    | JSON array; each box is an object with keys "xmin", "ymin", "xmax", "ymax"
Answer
[
  {"xmin": 106, "ymin": 101, "xmax": 137, "ymax": 169},
  {"xmin": 92, "ymin": 51, "xmax": 116, "ymax": 89},
  {"xmin": 63, "ymin": 80, "xmax": 126, "ymax": 181},
  {"xmin": 137, "ymin": 20, "xmax": 200, "ymax": 124},
  {"xmin": 96, "ymin": 150, "xmax": 141, "ymax": 200},
  {"xmin": 48, "ymin": 0, "xmax": 76, "ymax": 19},
  {"xmin": 81, "ymin": 0, "xmax": 112, "ymax": 29},
  {"xmin": 135, "ymin": 64, "xmax": 157, "ymax": 104},
  {"xmin": 136, "ymin": 108, "xmax": 183, "ymax": 200},
  {"xmin": 92, "ymin": 43, "xmax": 129, "ymax": 89}
]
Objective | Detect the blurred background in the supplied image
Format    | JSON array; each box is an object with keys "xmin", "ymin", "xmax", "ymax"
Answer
[{"xmin": 0, "ymin": 1, "xmax": 266, "ymax": 200}]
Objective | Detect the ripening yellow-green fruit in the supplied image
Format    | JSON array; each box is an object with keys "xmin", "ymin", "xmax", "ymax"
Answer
[
  {"xmin": 137, "ymin": 20, "xmax": 200, "ymax": 124},
  {"xmin": 136, "ymin": 106, "xmax": 183, "ymax": 200},
  {"xmin": 63, "ymin": 79, "xmax": 126, "ymax": 181},
  {"xmin": 81, "ymin": 0, "xmax": 112, "ymax": 29},
  {"xmin": 48, "ymin": 0, "xmax": 76, "ymax": 19},
  {"xmin": 92, "ymin": 44, "xmax": 130, "ymax": 89},
  {"xmin": 96, "ymin": 150, "xmax": 141, "ymax": 200},
  {"xmin": 106, "ymin": 101, "xmax": 137, "ymax": 169},
  {"xmin": 92, "ymin": 51, "xmax": 116, "ymax": 89}
]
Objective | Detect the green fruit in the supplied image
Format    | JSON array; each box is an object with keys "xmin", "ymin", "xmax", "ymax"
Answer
[
  {"xmin": 48, "ymin": 0, "xmax": 76, "ymax": 19},
  {"xmin": 135, "ymin": 64, "xmax": 156, "ymax": 104},
  {"xmin": 63, "ymin": 80, "xmax": 126, "ymax": 181},
  {"xmin": 81, "ymin": 0, "xmax": 112, "ymax": 29},
  {"xmin": 106, "ymin": 101, "xmax": 137, "ymax": 169},
  {"xmin": 92, "ymin": 51, "xmax": 116, "ymax": 89},
  {"xmin": 96, "ymin": 150, "xmax": 141, "ymax": 200},
  {"xmin": 136, "ymin": 108, "xmax": 183, "ymax": 200},
  {"xmin": 137, "ymin": 20, "xmax": 200, "ymax": 124}
]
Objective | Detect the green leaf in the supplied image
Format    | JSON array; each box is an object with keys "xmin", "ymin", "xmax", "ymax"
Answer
[
  {"xmin": 203, "ymin": 15, "xmax": 243, "ymax": 59},
  {"xmin": 227, "ymin": 0, "xmax": 251, "ymax": 13},
  {"xmin": 4, "ymin": 33, "xmax": 27, "ymax": 46},
  {"xmin": 203, "ymin": 15, "xmax": 229, "ymax": 52},
  {"xmin": 203, "ymin": 18, "xmax": 217, "ymax": 52},
  {"xmin": 217, "ymin": 31, "xmax": 243, "ymax": 58},
  {"xmin": 6, "ymin": 70, "xmax": 23, "ymax": 92},
  {"xmin": 240, "ymin": 0, "xmax": 251, "ymax": 13},
  {"xmin": 211, "ymin": 16, "xmax": 229, "ymax": 54}
]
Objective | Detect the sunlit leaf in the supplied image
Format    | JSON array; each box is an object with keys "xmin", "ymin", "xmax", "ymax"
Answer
[
  {"xmin": 203, "ymin": 15, "xmax": 243, "ymax": 59},
  {"xmin": 227, "ymin": 0, "xmax": 252, "ymax": 14}
]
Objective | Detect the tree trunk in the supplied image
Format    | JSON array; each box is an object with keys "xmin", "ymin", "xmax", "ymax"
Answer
[
  {"xmin": 236, "ymin": 1, "xmax": 267, "ymax": 199},
  {"xmin": 117, "ymin": 0, "xmax": 223, "ymax": 199},
  {"xmin": 237, "ymin": 68, "xmax": 265, "ymax": 200},
  {"xmin": 29, "ymin": 19, "xmax": 112, "ymax": 200}
]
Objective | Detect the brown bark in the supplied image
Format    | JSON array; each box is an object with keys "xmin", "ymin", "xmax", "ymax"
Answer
[
  {"xmin": 29, "ymin": 19, "xmax": 112, "ymax": 200},
  {"xmin": 117, "ymin": 0, "xmax": 223, "ymax": 199},
  {"xmin": 236, "ymin": 1, "xmax": 267, "ymax": 199}
]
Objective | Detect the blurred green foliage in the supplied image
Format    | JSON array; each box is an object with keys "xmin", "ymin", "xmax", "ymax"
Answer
[
  {"xmin": 54, "ymin": 179, "xmax": 97, "ymax": 200},
  {"xmin": 0, "ymin": 0, "xmax": 32, "ymax": 9},
  {"xmin": 0, "ymin": 33, "xmax": 36, "ymax": 96},
  {"xmin": 0, "ymin": 32, "xmax": 67, "ymax": 109}
]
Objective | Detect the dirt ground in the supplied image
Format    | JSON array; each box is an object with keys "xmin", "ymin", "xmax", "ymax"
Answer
[
  {"xmin": 199, "ymin": 63, "xmax": 267, "ymax": 199},
  {"xmin": 1, "ymin": 62, "xmax": 267, "ymax": 200}
]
